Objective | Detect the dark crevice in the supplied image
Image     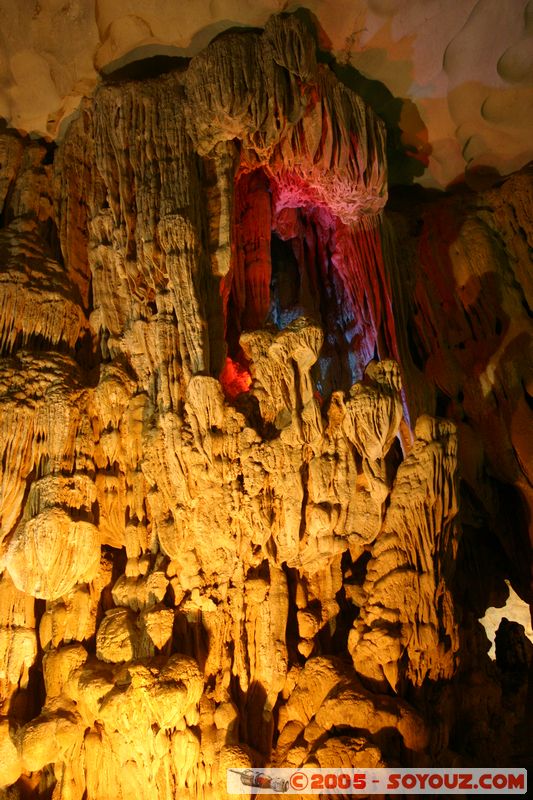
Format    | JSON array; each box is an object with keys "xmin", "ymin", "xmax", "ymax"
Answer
[{"xmin": 103, "ymin": 55, "xmax": 191, "ymax": 83}]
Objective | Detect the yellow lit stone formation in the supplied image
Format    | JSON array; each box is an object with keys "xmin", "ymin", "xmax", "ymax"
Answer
[{"xmin": 0, "ymin": 12, "xmax": 531, "ymax": 799}]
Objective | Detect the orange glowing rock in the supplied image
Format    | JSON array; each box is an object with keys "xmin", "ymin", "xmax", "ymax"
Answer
[{"xmin": 0, "ymin": 12, "xmax": 531, "ymax": 799}]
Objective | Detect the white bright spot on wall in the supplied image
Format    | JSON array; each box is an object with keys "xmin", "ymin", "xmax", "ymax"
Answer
[{"xmin": 479, "ymin": 581, "xmax": 533, "ymax": 659}]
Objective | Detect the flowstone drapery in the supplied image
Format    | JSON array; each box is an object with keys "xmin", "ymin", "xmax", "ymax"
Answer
[{"xmin": 0, "ymin": 14, "xmax": 531, "ymax": 799}]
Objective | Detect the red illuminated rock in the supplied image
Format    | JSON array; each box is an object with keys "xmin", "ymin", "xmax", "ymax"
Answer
[{"xmin": 0, "ymin": 13, "xmax": 531, "ymax": 800}]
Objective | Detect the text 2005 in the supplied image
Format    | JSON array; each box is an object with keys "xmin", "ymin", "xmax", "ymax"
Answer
[{"xmin": 309, "ymin": 773, "xmax": 366, "ymax": 790}]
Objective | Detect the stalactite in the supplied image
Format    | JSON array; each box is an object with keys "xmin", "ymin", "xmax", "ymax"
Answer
[{"xmin": 0, "ymin": 12, "xmax": 531, "ymax": 800}]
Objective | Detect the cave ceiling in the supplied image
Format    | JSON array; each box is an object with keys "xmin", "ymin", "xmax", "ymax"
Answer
[
  {"xmin": 1, "ymin": 0, "xmax": 533, "ymax": 188},
  {"xmin": 0, "ymin": 4, "xmax": 532, "ymax": 798}
]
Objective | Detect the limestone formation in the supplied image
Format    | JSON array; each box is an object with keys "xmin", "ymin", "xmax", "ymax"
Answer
[
  {"xmin": 0, "ymin": 12, "xmax": 531, "ymax": 800},
  {"xmin": 2, "ymin": 1, "xmax": 533, "ymax": 189}
]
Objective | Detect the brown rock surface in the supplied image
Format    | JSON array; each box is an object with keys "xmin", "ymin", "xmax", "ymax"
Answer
[
  {"xmin": 0, "ymin": 13, "xmax": 531, "ymax": 799},
  {"xmin": 2, "ymin": 1, "xmax": 533, "ymax": 188}
]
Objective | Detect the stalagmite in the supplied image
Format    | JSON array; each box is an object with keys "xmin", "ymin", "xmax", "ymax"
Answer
[{"xmin": 0, "ymin": 11, "xmax": 531, "ymax": 800}]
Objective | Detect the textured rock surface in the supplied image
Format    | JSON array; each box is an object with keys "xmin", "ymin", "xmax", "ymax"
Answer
[
  {"xmin": 1, "ymin": 1, "xmax": 533, "ymax": 188},
  {"xmin": 0, "ymin": 13, "xmax": 531, "ymax": 799}
]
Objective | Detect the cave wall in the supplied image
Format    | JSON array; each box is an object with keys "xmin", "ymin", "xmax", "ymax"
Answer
[{"xmin": 0, "ymin": 14, "xmax": 531, "ymax": 799}]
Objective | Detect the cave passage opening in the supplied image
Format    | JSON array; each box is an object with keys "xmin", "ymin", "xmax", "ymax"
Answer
[{"xmin": 220, "ymin": 166, "xmax": 386, "ymax": 401}]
